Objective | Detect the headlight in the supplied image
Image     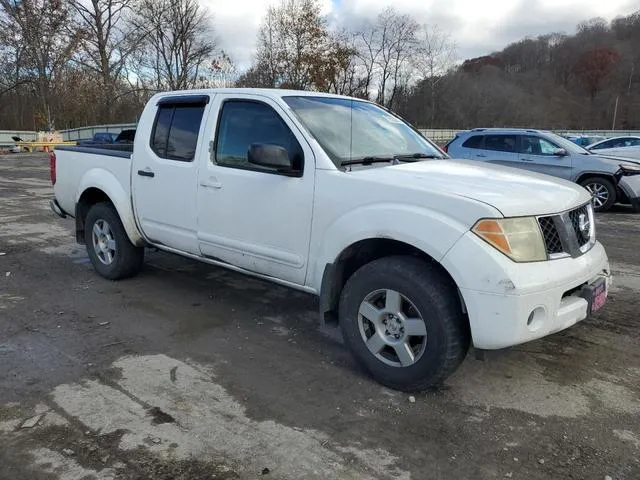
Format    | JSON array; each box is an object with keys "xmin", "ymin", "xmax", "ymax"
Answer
[
  {"xmin": 472, "ymin": 217, "xmax": 546, "ymax": 262},
  {"xmin": 619, "ymin": 164, "xmax": 640, "ymax": 175}
]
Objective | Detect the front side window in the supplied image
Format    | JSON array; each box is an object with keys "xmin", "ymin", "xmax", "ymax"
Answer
[
  {"xmin": 484, "ymin": 135, "xmax": 517, "ymax": 152},
  {"xmin": 151, "ymin": 104, "xmax": 205, "ymax": 161},
  {"xmin": 283, "ymin": 96, "xmax": 444, "ymax": 167},
  {"xmin": 520, "ymin": 135, "xmax": 559, "ymax": 156},
  {"xmin": 215, "ymin": 100, "xmax": 303, "ymax": 173}
]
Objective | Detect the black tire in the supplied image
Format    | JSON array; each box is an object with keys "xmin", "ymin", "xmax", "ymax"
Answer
[
  {"xmin": 579, "ymin": 177, "xmax": 616, "ymax": 212},
  {"xmin": 84, "ymin": 202, "xmax": 144, "ymax": 280},
  {"xmin": 339, "ymin": 256, "xmax": 470, "ymax": 392}
]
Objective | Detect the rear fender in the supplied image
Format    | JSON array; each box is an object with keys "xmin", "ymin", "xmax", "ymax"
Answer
[{"xmin": 76, "ymin": 168, "xmax": 145, "ymax": 246}]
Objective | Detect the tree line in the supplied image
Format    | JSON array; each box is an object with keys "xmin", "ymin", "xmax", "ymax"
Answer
[{"xmin": 1, "ymin": 0, "xmax": 638, "ymax": 131}]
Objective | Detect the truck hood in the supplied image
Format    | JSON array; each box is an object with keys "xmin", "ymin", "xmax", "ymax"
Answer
[{"xmin": 351, "ymin": 160, "xmax": 591, "ymax": 217}]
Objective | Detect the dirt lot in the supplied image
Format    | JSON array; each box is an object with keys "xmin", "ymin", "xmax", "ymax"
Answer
[{"xmin": 0, "ymin": 153, "xmax": 639, "ymax": 480}]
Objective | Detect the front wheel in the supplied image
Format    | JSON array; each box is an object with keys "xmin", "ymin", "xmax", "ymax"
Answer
[
  {"xmin": 339, "ymin": 256, "xmax": 470, "ymax": 392},
  {"xmin": 84, "ymin": 202, "xmax": 144, "ymax": 280},
  {"xmin": 580, "ymin": 177, "xmax": 616, "ymax": 212}
]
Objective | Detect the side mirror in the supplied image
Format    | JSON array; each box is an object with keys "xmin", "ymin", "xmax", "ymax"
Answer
[
  {"xmin": 248, "ymin": 144, "xmax": 293, "ymax": 172},
  {"xmin": 553, "ymin": 148, "xmax": 568, "ymax": 156}
]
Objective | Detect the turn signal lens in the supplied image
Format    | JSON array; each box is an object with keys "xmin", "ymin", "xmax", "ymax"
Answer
[{"xmin": 472, "ymin": 217, "xmax": 547, "ymax": 262}]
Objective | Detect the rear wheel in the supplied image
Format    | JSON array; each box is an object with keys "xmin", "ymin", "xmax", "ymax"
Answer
[
  {"xmin": 580, "ymin": 177, "xmax": 616, "ymax": 212},
  {"xmin": 84, "ymin": 202, "xmax": 144, "ymax": 280},
  {"xmin": 339, "ymin": 256, "xmax": 470, "ymax": 391}
]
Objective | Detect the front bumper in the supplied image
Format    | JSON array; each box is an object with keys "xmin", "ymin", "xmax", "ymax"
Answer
[
  {"xmin": 441, "ymin": 233, "xmax": 611, "ymax": 350},
  {"xmin": 619, "ymin": 175, "xmax": 640, "ymax": 212}
]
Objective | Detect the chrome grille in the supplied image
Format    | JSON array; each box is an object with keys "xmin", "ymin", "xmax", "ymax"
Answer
[
  {"xmin": 537, "ymin": 203, "xmax": 594, "ymax": 259},
  {"xmin": 538, "ymin": 216, "xmax": 563, "ymax": 254},
  {"xmin": 568, "ymin": 204, "xmax": 591, "ymax": 247}
]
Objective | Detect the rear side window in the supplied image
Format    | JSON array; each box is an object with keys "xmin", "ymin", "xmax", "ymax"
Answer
[
  {"xmin": 484, "ymin": 134, "xmax": 517, "ymax": 152},
  {"xmin": 151, "ymin": 104, "xmax": 205, "ymax": 161},
  {"xmin": 462, "ymin": 135, "xmax": 483, "ymax": 149}
]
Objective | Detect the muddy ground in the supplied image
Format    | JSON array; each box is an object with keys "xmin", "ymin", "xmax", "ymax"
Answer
[{"xmin": 0, "ymin": 153, "xmax": 639, "ymax": 480}]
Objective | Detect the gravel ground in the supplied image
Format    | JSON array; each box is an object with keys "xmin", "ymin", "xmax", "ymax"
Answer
[{"xmin": 0, "ymin": 153, "xmax": 639, "ymax": 480}]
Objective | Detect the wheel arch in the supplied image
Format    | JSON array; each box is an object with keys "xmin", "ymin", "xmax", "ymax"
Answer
[
  {"xmin": 319, "ymin": 237, "xmax": 465, "ymax": 326},
  {"xmin": 75, "ymin": 170, "xmax": 145, "ymax": 247},
  {"xmin": 575, "ymin": 171, "xmax": 618, "ymax": 186}
]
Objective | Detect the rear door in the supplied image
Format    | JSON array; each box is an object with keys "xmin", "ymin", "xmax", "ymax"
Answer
[
  {"xmin": 471, "ymin": 134, "xmax": 520, "ymax": 168},
  {"xmin": 517, "ymin": 135, "xmax": 573, "ymax": 179},
  {"xmin": 196, "ymin": 94, "xmax": 315, "ymax": 285},
  {"xmin": 131, "ymin": 95, "xmax": 209, "ymax": 255}
]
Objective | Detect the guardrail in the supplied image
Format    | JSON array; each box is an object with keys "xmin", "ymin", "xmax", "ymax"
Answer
[
  {"xmin": 61, "ymin": 123, "xmax": 137, "ymax": 141},
  {"xmin": 16, "ymin": 141, "xmax": 77, "ymax": 152},
  {"xmin": 0, "ymin": 130, "xmax": 38, "ymax": 147},
  {"xmin": 4, "ymin": 126, "xmax": 640, "ymax": 149}
]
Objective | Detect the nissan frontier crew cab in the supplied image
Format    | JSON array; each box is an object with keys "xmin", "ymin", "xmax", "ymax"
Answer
[{"xmin": 49, "ymin": 88, "xmax": 611, "ymax": 391}]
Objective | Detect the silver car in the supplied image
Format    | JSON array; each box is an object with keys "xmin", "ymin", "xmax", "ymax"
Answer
[
  {"xmin": 587, "ymin": 136, "xmax": 640, "ymax": 152},
  {"xmin": 445, "ymin": 128, "xmax": 640, "ymax": 212}
]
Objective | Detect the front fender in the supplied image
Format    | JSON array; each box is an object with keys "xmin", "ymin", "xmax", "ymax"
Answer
[
  {"xmin": 307, "ymin": 202, "xmax": 472, "ymax": 291},
  {"xmin": 76, "ymin": 168, "xmax": 145, "ymax": 246}
]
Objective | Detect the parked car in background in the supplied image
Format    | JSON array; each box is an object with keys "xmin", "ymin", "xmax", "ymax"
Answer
[
  {"xmin": 50, "ymin": 88, "xmax": 612, "ymax": 391},
  {"xmin": 9, "ymin": 136, "xmax": 24, "ymax": 153},
  {"xmin": 78, "ymin": 132, "xmax": 118, "ymax": 146},
  {"xmin": 445, "ymin": 128, "xmax": 640, "ymax": 212},
  {"xmin": 587, "ymin": 136, "xmax": 640, "ymax": 151},
  {"xmin": 565, "ymin": 135, "xmax": 605, "ymax": 147},
  {"xmin": 114, "ymin": 129, "xmax": 136, "ymax": 144},
  {"xmin": 76, "ymin": 129, "xmax": 136, "ymax": 151},
  {"xmin": 586, "ymin": 146, "xmax": 640, "ymax": 161}
]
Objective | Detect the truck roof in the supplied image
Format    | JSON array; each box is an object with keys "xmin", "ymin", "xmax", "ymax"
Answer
[{"xmin": 152, "ymin": 88, "xmax": 360, "ymax": 102}]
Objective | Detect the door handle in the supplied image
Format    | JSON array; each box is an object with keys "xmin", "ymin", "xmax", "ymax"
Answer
[
  {"xmin": 137, "ymin": 169, "xmax": 155, "ymax": 177},
  {"xmin": 199, "ymin": 179, "xmax": 222, "ymax": 189},
  {"xmin": 475, "ymin": 154, "xmax": 487, "ymax": 158},
  {"xmin": 520, "ymin": 158, "xmax": 533, "ymax": 162}
]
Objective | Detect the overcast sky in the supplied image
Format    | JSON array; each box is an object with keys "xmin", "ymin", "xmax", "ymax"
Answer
[{"xmin": 202, "ymin": 0, "xmax": 639, "ymax": 69}]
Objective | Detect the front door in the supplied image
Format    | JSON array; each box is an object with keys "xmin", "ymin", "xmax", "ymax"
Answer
[
  {"xmin": 517, "ymin": 135, "xmax": 573, "ymax": 179},
  {"xmin": 196, "ymin": 94, "xmax": 315, "ymax": 285}
]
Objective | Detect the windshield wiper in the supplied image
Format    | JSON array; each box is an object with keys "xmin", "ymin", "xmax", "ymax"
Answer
[
  {"xmin": 341, "ymin": 156, "xmax": 396, "ymax": 166},
  {"xmin": 341, "ymin": 153, "xmax": 443, "ymax": 167},
  {"xmin": 394, "ymin": 153, "xmax": 444, "ymax": 161}
]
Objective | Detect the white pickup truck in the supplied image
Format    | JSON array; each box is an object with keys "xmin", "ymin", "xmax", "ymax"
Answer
[{"xmin": 50, "ymin": 88, "xmax": 611, "ymax": 391}]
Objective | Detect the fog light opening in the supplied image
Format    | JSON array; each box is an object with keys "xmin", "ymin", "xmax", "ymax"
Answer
[{"xmin": 527, "ymin": 306, "xmax": 546, "ymax": 331}]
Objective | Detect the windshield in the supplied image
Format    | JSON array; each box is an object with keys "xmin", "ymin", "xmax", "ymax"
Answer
[
  {"xmin": 546, "ymin": 132, "xmax": 591, "ymax": 155},
  {"xmin": 283, "ymin": 96, "xmax": 445, "ymax": 167}
]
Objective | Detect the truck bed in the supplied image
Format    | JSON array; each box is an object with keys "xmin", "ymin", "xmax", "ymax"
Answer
[{"xmin": 53, "ymin": 146, "xmax": 133, "ymax": 218}]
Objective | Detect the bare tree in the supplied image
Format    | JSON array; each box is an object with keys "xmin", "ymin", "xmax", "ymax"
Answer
[
  {"xmin": 130, "ymin": 0, "xmax": 217, "ymax": 90},
  {"xmin": 195, "ymin": 52, "xmax": 237, "ymax": 88},
  {"xmin": 69, "ymin": 0, "xmax": 138, "ymax": 120},
  {"xmin": 415, "ymin": 25, "xmax": 456, "ymax": 127},
  {"xmin": 351, "ymin": 8, "xmax": 418, "ymax": 108},
  {"xmin": 374, "ymin": 8, "xmax": 418, "ymax": 108},
  {"xmin": 0, "ymin": 0, "xmax": 82, "ymax": 129},
  {"xmin": 245, "ymin": 0, "xmax": 352, "ymax": 91},
  {"xmin": 355, "ymin": 26, "xmax": 381, "ymax": 99}
]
